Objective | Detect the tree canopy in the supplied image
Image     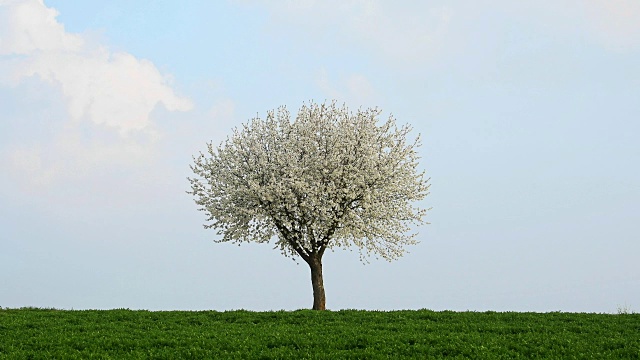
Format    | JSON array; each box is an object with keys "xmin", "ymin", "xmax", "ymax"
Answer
[{"xmin": 188, "ymin": 101, "xmax": 430, "ymax": 309}]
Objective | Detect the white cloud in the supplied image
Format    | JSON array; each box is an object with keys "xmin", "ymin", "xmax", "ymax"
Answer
[
  {"xmin": 0, "ymin": 0, "xmax": 82, "ymax": 54},
  {"xmin": 1, "ymin": 0, "xmax": 192, "ymax": 134},
  {"xmin": 12, "ymin": 49, "xmax": 192, "ymax": 134},
  {"xmin": 0, "ymin": 0, "xmax": 193, "ymax": 197}
]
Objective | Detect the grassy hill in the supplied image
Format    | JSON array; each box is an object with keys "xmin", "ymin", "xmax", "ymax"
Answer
[{"xmin": 1, "ymin": 308, "xmax": 638, "ymax": 359}]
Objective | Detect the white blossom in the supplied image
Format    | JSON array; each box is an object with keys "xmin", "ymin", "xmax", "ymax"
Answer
[{"xmin": 188, "ymin": 100, "xmax": 430, "ymax": 263}]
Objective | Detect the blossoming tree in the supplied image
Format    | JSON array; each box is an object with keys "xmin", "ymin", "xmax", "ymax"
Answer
[{"xmin": 188, "ymin": 101, "xmax": 430, "ymax": 310}]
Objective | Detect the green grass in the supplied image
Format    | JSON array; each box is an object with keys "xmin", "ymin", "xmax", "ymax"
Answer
[{"xmin": 1, "ymin": 308, "xmax": 638, "ymax": 359}]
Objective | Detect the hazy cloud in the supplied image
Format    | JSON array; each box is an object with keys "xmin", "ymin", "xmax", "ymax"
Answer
[
  {"xmin": 316, "ymin": 68, "xmax": 376, "ymax": 106},
  {"xmin": 493, "ymin": 0, "xmax": 640, "ymax": 52},
  {"xmin": 247, "ymin": 0, "xmax": 453, "ymax": 66},
  {"xmin": 208, "ymin": 98, "xmax": 236, "ymax": 124},
  {"xmin": 582, "ymin": 0, "xmax": 640, "ymax": 51},
  {"xmin": 246, "ymin": 0, "xmax": 640, "ymax": 71}
]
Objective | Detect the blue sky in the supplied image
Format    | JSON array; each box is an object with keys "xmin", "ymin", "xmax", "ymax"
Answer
[{"xmin": 1, "ymin": 0, "xmax": 638, "ymax": 312}]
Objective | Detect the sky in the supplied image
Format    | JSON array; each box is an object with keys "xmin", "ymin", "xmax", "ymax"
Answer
[{"xmin": 1, "ymin": 0, "xmax": 638, "ymax": 313}]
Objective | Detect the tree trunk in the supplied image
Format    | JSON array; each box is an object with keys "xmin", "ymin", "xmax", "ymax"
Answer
[{"xmin": 308, "ymin": 256, "xmax": 326, "ymax": 310}]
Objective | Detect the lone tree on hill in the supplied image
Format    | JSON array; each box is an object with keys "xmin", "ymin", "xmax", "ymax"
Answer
[{"xmin": 188, "ymin": 100, "xmax": 430, "ymax": 310}]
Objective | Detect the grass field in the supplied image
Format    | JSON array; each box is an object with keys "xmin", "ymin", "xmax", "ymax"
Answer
[{"xmin": 1, "ymin": 308, "xmax": 638, "ymax": 359}]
